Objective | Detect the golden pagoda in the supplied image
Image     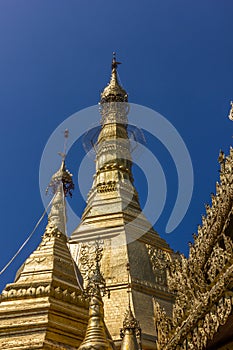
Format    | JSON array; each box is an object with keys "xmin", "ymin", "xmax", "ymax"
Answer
[
  {"xmin": 0, "ymin": 55, "xmax": 233, "ymax": 350},
  {"xmin": 70, "ymin": 54, "xmax": 175, "ymax": 349},
  {"xmin": 0, "ymin": 160, "xmax": 88, "ymax": 349}
]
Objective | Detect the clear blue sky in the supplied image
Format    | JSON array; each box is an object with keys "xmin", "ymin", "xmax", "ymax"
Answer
[{"xmin": 0, "ymin": 0, "xmax": 233, "ymax": 292}]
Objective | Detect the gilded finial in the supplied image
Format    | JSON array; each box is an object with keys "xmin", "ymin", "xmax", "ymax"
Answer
[
  {"xmin": 100, "ymin": 53, "xmax": 128, "ymax": 103},
  {"xmin": 218, "ymin": 149, "xmax": 225, "ymax": 173},
  {"xmin": 46, "ymin": 129, "xmax": 74, "ymax": 198},
  {"xmin": 111, "ymin": 52, "xmax": 121, "ymax": 70},
  {"xmin": 120, "ymin": 309, "xmax": 141, "ymax": 350},
  {"xmin": 44, "ymin": 130, "xmax": 74, "ymax": 236},
  {"xmin": 228, "ymin": 101, "xmax": 233, "ymax": 121},
  {"xmin": 112, "ymin": 51, "xmax": 116, "ymax": 66},
  {"xmin": 218, "ymin": 150, "xmax": 225, "ymax": 164},
  {"xmin": 58, "ymin": 129, "xmax": 69, "ymax": 161},
  {"xmin": 122, "ymin": 308, "xmax": 140, "ymax": 331}
]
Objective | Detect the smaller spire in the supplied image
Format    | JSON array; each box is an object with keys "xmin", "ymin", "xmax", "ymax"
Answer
[
  {"xmin": 100, "ymin": 52, "xmax": 128, "ymax": 103},
  {"xmin": 120, "ymin": 309, "xmax": 141, "ymax": 350},
  {"xmin": 45, "ymin": 130, "xmax": 74, "ymax": 236},
  {"xmin": 120, "ymin": 264, "xmax": 141, "ymax": 350},
  {"xmin": 126, "ymin": 262, "xmax": 131, "ymax": 309}
]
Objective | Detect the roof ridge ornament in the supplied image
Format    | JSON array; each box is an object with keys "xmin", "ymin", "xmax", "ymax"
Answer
[
  {"xmin": 155, "ymin": 147, "xmax": 233, "ymax": 349},
  {"xmin": 228, "ymin": 101, "xmax": 233, "ymax": 121}
]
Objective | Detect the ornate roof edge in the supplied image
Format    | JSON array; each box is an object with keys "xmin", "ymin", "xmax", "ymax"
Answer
[{"xmin": 155, "ymin": 147, "xmax": 233, "ymax": 350}]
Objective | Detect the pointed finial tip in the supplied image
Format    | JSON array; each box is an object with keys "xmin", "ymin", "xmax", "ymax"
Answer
[
  {"xmin": 112, "ymin": 52, "xmax": 116, "ymax": 68},
  {"xmin": 111, "ymin": 52, "xmax": 121, "ymax": 70},
  {"xmin": 228, "ymin": 101, "xmax": 233, "ymax": 121},
  {"xmin": 100, "ymin": 53, "xmax": 127, "ymax": 103},
  {"xmin": 58, "ymin": 152, "xmax": 66, "ymax": 161},
  {"xmin": 58, "ymin": 129, "xmax": 70, "ymax": 161},
  {"xmin": 218, "ymin": 149, "xmax": 225, "ymax": 164},
  {"xmin": 46, "ymin": 128, "xmax": 74, "ymax": 197}
]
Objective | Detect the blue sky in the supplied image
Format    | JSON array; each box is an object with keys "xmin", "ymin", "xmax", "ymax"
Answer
[{"xmin": 0, "ymin": 0, "xmax": 233, "ymax": 292}]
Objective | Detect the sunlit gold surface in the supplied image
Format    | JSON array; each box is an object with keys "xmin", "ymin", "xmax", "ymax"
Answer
[
  {"xmin": 155, "ymin": 148, "xmax": 233, "ymax": 350},
  {"xmin": 70, "ymin": 56, "xmax": 175, "ymax": 349},
  {"xmin": 2, "ymin": 56, "xmax": 232, "ymax": 350},
  {"xmin": 0, "ymin": 166, "xmax": 88, "ymax": 349},
  {"xmin": 78, "ymin": 250, "xmax": 115, "ymax": 350},
  {"xmin": 101, "ymin": 53, "xmax": 128, "ymax": 103},
  {"xmin": 120, "ymin": 307, "xmax": 141, "ymax": 350}
]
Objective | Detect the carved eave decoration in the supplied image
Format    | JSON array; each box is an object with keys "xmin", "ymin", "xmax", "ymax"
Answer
[
  {"xmin": 0, "ymin": 280, "xmax": 87, "ymax": 307},
  {"xmin": 155, "ymin": 147, "xmax": 233, "ymax": 350}
]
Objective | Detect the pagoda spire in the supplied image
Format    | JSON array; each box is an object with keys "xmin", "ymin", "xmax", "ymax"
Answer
[
  {"xmin": 0, "ymin": 156, "xmax": 88, "ymax": 349},
  {"xmin": 120, "ymin": 264, "xmax": 141, "ymax": 350},
  {"xmin": 45, "ymin": 158, "xmax": 74, "ymax": 236},
  {"xmin": 70, "ymin": 56, "xmax": 174, "ymax": 349},
  {"xmin": 120, "ymin": 307, "xmax": 141, "ymax": 350},
  {"xmin": 71, "ymin": 53, "xmax": 141, "ymax": 237},
  {"xmin": 45, "ymin": 128, "xmax": 74, "ymax": 236}
]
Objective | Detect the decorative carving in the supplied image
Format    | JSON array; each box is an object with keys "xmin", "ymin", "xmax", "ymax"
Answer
[
  {"xmin": 120, "ymin": 307, "xmax": 142, "ymax": 350},
  {"xmin": 146, "ymin": 245, "xmax": 172, "ymax": 287},
  {"xmin": 97, "ymin": 182, "xmax": 117, "ymax": 193},
  {"xmin": 0, "ymin": 282, "xmax": 86, "ymax": 306},
  {"xmin": 122, "ymin": 308, "xmax": 140, "ymax": 331},
  {"xmin": 43, "ymin": 220, "xmax": 66, "ymax": 239},
  {"xmin": 155, "ymin": 148, "xmax": 233, "ymax": 350},
  {"xmin": 120, "ymin": 306, "xmax": 141, "ymax": 344},
  {"xmin": 79, "ymin": 240, "xmax": 104, "ymax": 284},
  {"xmin": 78, "ymin": 242, "xmax": 114, "ymax": 350},
  {"xmin": 154, "ymin": 301, "xmax": 173, "ymax": 350}
]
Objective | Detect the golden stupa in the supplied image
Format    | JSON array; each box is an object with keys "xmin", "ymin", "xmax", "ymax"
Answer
[{"xmin": 0, "ymin": 55, "xmax": 233, "ymax": 350}]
